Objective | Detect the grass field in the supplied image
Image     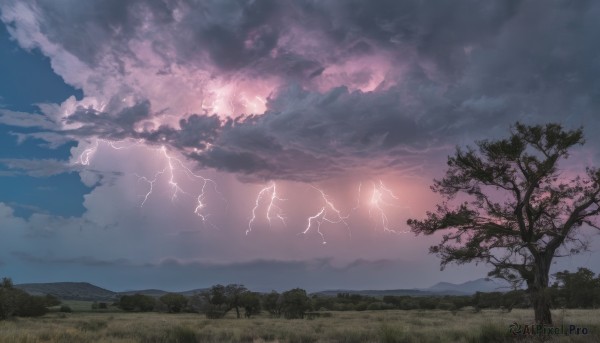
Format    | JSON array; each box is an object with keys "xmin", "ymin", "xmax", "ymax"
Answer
[{"xmin": 0, "ymin": 308, "xmax": 598, "ymax": 343}]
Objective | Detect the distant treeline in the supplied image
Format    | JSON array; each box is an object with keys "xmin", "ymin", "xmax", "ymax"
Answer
[
  {"xmin": 2, "ymin": 268, "xmax": 599, "ymax": 320},
  {"xmin": 112, "ymin": 268, "xmax": 600, "ymax": 318}
]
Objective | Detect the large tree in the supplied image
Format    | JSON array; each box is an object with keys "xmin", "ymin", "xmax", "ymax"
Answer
[{"xmin": 408, "ymin": 123, "xmax": 600, "ymax": 324}]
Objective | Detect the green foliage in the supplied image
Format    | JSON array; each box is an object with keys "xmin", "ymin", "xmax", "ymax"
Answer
[
  {"xmin": 185, "ymin": 294, "xmax": 206, "ymax": 313},
  {"xmin": 552, "ymin": 268, "xmax": 600, "ymax": 308},
  {"xmin": 208, "ymin": 284, "xmax": 227, "ymax": 306},
  {"xmin": 263, "ymin": 291, "xmax": 282, "ymax": 317},
  {"xmin": 203, "ymin": 285, "xmax": 230, "ymax": 318},
  {"xmin": 15, "ymin": 295, "xmax": 49, "ymax": 317},
  {"xmin": 1, "ymin": 277, "xmax": 13, "ymax": 289},
  {"xmin": 224, "ymin": 284, "xmax": 248, "ymax": 318},
  {"xmin": 44, "ymin": 294, "xmax": 61, "ymax": 307},
  {"xmin": 0, "ymin": 277, "xmax": 50, "ymax": 319},
  {"xmin": 60, "ymin": 305, "xmax": 73, "ymax": 313},
  {"xmin": 281, "ymin": 288, "xmax": 311, "ymax": 319},
  {"xmin": 239, "ymin": 291, "xmax": 261, "ymax": 318},
  {"xmin": 118, "ymin": 293, "xmax": 156, "ymax": 312},
  {"xmin": 407, "ymin": 122, "xmax": 600, "ymax": 324},
  {"xmin": 159, "ymin": 293, "xmax": 188, "ymax": 313},
  {"xmin": 201, "ymin": 284, "xmax": 261, "ymax": 319}
]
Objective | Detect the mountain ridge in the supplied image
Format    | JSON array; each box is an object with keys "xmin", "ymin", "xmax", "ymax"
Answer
[{"xmin": 15, "ymin": 278, "xmax": 512, "ymax": 301}]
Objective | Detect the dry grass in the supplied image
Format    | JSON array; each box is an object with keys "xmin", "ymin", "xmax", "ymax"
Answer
[{"xmin": 0, "ymin": 309, "xmax": 598, "ymax": 342}]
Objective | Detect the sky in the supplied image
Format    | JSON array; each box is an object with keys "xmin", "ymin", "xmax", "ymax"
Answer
[{"xmin": 1, "ymin": 0, "xmax": 600, "ymax": 292}]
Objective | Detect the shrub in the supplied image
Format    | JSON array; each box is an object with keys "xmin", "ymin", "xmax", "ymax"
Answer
[
  {"xmin": 118, "ymin": 294, "xmax": 156, "ymax": 312},
  {"xmin": 15, "ymin": 295, "xmax": 48, "ymax": 317},
  {"xmin": 281, "ymin": 288, "xmax": 311, "ymax": 319},
  {"xmin": 160, "ymin": 293, "xmax": 188, "ymax": 313},
  {"xmin": 0, "ymin": 280, "xmax": 49, "ymax": 319},
  {"xmin": 59, "ymin": 305, "xmax": 72, "ymax": 313}
]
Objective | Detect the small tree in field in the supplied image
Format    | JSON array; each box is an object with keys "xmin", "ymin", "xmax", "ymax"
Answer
[
  {"xmin": 225, "ymin": 284, "xmax": 247, "ymax": 319},
  {"xmin": 281, "ymin": 288, "xmax": 311, "ymax": 319},
  {"xmin": 408, "ymin": 123, "xmax": 600, "ymax": 324},
  {"xmin": 159, "ymin": 293, "xmax": 188, "ymax": 313}
]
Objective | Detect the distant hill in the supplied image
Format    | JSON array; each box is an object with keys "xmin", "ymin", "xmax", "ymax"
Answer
[
  {"xmin": 315, "ymin": 288, "xmax": 468, "ymax": 297},
  {"xmin": 179, "ymin": 288, "xmax": 209, "ymax": 296},
  {"xmin": 316, "ymin": 278, "xmax": 514, "ymax": 298},
  {"xmin": 15, "ymin": 278, "xmax": 513, "ymax": 301},
  {"xmin": 16, "ymin": 282, "xmax": 209, "ymax": 301},
  {"xmin": 118, "ymin": 289, "xmax": 169, "ymax": 297},
  {"xmin": 425, "ymin": 278, "xmax": 513, "ymax": 294},
  {"xmin": 15, "ymin": 282, "xmax": 116, "ymax": 301},
  {"xmin": 118, "ymin": 288, "xmax": 208, "ymax": 297}
]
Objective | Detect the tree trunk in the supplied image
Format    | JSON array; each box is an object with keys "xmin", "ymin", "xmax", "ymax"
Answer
[
  {"xmin": 529, "ymin": 255, "xmax": 553, "ymax": 325},
  {"xmin": 531, "ymin": 287, "xmax": 552, "ymax": 324},
  {"xmin": 235, "ymin": 305, "xmax": 240, "ymax": 318}
]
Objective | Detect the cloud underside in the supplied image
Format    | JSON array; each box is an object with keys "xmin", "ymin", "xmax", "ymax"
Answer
[
  {"xmin": 1, "ymin": 0, "xmax": 600, "ymax": 182},
  {"xmin": 10, "ymin": 250, "xmax": 404, "ymax": 290},
  {"xmin": 11, "ymin": 250, "xmax": 393, "ymax": 272}
]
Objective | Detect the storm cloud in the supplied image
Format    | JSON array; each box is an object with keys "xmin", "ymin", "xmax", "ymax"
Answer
[
  {"xmin": 2, "ymin": 1, "xmax": 600, "ymax": 182},
  {"xmin": 2, "ymin": 1, "xmax": 600, "ymax": 290}
]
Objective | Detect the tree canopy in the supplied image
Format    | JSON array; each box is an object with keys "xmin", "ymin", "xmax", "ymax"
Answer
[{"xmin": 408, "ymin": 122, "xmax": 600, "ymax": 324}]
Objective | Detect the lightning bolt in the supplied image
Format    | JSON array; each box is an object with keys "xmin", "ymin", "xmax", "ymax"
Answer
[
  {"xmin": 135, "ymin": 169, "xmax": 165, "ymax": 207},
  {"xmin": 76, "ymin": 140, "xmax": 411, "ymax": 237},
  {"xmin": 77, "ymin": 139, "xmax": 141, "ymax": 165},
  {"xmin": 301, "ymin": 207, "xmax": 327, "ymax": 244},
  {"xmin": 300, "ymin": 186, "xmax": 352, "ymax": 244},
  {"xmin": 78, "ymin": 140, "xmax": 99, "ymax": 165},
  {"xmin": 77, "ymin": 139, "xmax": 224, "ymax": 229},
  {"xmin": 247, "ymin": 182, "xmax": 285, "ymax": 235},
  {"xmin": 369, "ymin": 180, "xmax": 411, "ymax": 233},
  {"xmin": 161, "ymin": 146, "xmax": 188, "ymax": 201}
]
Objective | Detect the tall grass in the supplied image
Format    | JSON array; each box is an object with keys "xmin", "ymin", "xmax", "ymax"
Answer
[{"xmin": 0, "ymin": 309, "xmax": 598, "ymax": 342}]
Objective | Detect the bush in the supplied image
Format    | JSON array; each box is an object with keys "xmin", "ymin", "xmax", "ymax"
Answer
[
  {"xmin": 44, "ymin": 294, "xmax": 61, "ymax": 307},
  {"xmin": 0, "ymin": 279, "xmax": 50, "ymax": 319},
  {"xmin": 15, "ymin": 295, "xmax": 48, "ymax": 317},
  {"xmin": 281, "ymin": 288, "xmax": 311, "ymax": 319},
  {"xmin": 160, "ymin": 293, "xmax": 188, "ymax": 313},
  {"xmin": 59, "ymin": 305, "xmax": 72, "ymax": 313},
  {"xmin": 118, "ymin": 294, "xmax": 156, "ymax": 312}
]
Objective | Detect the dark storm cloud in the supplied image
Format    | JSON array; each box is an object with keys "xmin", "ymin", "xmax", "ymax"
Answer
[
  {"xmin": 30, "ymin": 0, "xmax": 290, "ymax": 74},
  {"xmin": 64, "ymin": 100, "xmax": 153, "ymax": 140},
  {"xmin": 140, "ymin": 114, "xmax": 222, "ymax": 149},
  {"xmin": 145, "ymin": 256, "xmax": 397, "ymax": 274},
  {"xmin": 187, "ymin": 85, "xmax": 441, "ymax": 181},
  {"xmin": 3, "ymin": 0, "xmax": 600, "ymax": 181}
]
